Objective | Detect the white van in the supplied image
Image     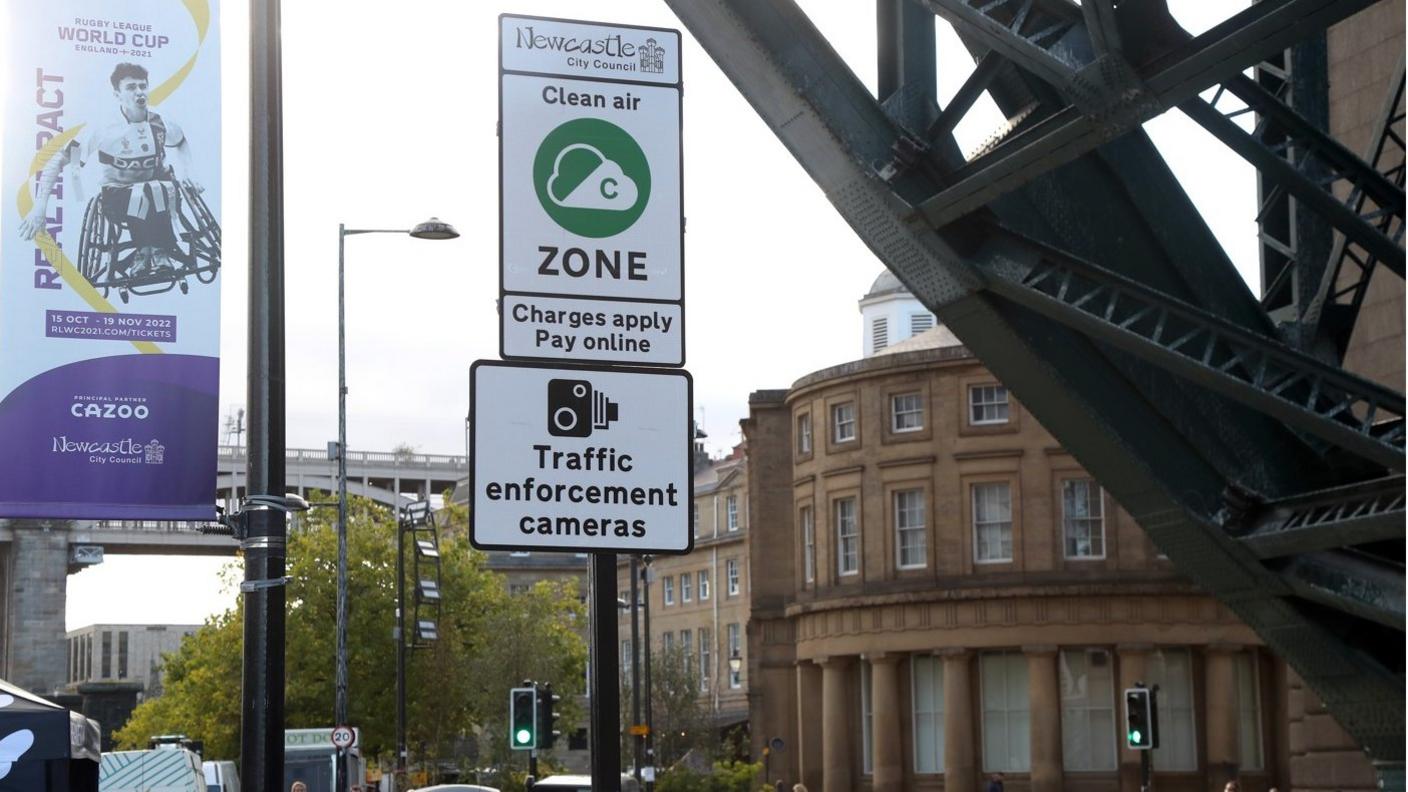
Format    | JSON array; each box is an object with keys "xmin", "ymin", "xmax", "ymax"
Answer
[
  {"xmin": 100, "ymin": 748, "xmax": 204, "ymax": 792},
  {"xmin": 202, "ymin": 760, "xmax": 240, "ymax": 792}
]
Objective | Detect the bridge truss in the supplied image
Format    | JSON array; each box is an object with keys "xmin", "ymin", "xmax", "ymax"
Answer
[{"xmin": 666, "ymin": 0, "xmax": 1405, "ymax": 781}]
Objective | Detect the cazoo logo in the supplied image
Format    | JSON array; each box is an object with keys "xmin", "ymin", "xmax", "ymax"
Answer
[{"xmin": 70, "ymin": 400, "xmax": 149, "ymax": 420}]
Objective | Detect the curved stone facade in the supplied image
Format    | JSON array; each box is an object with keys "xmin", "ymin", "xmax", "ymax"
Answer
[{"xmin": 744, "ymin": 342, "xmax": 1294, "ymax": 792}]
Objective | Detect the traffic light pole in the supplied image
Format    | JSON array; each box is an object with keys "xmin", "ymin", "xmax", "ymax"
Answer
[
  {"xmin": 395, "ymin": 513, "xmax": 407, "ymax": 785},
  {"xmin": 642, "ymin": 558, "xmax": 654, "ymax": 790},
  {"xmin": 1140, "ymin": 749, "xmax": 1151, "ymax": 792},
  {"xmin": 630, "ymin": 556, "xmax": 643, "ymax": 783},
  {"xmin": 590, "ymin": 553, "xmax": 622, "ymax": 790}
]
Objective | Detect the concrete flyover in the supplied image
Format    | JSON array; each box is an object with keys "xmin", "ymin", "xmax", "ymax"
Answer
[{"xmin": 0, "ymin": 444, "xmax": 467, "ymax": 695}]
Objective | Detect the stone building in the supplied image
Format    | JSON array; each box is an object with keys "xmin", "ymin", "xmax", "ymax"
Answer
[
  {"xmin": 616, "ymin": 442, "xmax": 753, "ymax": 746},
  {"xmin": 740, "ymin": 274, "xmax": 1302, "ymax": 792},
  {"xmin": 59, "ymin": 623, "xmax": 198, "ymax": 749}
]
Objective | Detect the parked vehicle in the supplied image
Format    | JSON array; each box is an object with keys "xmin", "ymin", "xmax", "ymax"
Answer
[
  {"xmin": 201, "ymin": 760, "xmax": 240, "ymax": 792},
  {"xmin": 100, "ymin": 748, "xmax": 204, "ymax": 792},
  {"xmin": 284, "ymin": 728, "xmax": 365, "ymax": 792}
]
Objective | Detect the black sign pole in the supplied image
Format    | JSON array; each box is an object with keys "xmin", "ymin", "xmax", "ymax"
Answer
[
  {"xmin": 242, "ymin": 0, "xmax": 287, "ymax": 788},
  {"xmin": 590, "ymin": 553, "xmax": 622, "ymax": 790}
]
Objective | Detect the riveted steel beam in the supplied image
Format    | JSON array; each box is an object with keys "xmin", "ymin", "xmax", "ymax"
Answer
[
  {"xmin": 911, "ymin": 0, "xmax": 1381, "ymax": 228},
  {"xmin": 925, "ymin": 50, "xmax": 1006, "ymax": 144},
  {"xmin": 1240, "ymin": 475, "xmax": 1405, "ymax": 559},
  {"xmin": 973, "ymin": 237, "xmax": 1406, "ymax": 470},
  {"xmin": 1302, "ymin": 61, "xmax": 1408, "ymax": 357},
  {"xmin": 1253, "ymin": 36, "xmax": 1334, "ymax": 322},
  {"xmin": 1182, "ymin": 75, "xmax": 1405, "ymax": 274},
  {"xmin": 1278, "ymin": 550, "xmax": 1406, "ymax": 630},
  {"xmin": 877, "ymin": 0, "xmax": 939, "ymax": 134},
  {"xmin": 667, "ymin": 0, "xmax": 1404, "ymax": 771},
  {"xmin": 917, "ymin": 0, "xmax": 1081, "ymax": 90},
  {"xmin": 1081, "ymin": 0, "xmax": 1123, "ymax": 58}
]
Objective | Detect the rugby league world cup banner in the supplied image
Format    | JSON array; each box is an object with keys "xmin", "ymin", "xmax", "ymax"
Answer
[{"xmin": 1, "ymin": 0, "xmax": 221, "ymax": 519}]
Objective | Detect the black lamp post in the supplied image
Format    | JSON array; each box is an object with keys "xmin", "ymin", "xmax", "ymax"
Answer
[{"xmin": 336, "ymin": 218, "xmax": 456, "ymax": 792}]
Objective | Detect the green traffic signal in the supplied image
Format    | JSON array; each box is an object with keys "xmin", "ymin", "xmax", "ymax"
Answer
[
  {"xmin": 1124, "ymin": 687, "xmax": 1155, "ymax": 750},
  {"xmin": 509, "ymin": 687, "xmax": 537, "ymax": 751}
]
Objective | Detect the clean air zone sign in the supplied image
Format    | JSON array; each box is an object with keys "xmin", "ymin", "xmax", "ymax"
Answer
[{"xmin": 500, "ymin": 15, "xmax": 683, "ymax": 367}]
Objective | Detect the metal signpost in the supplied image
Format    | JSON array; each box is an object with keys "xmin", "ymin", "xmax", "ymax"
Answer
[{"xmin": 490, "ymin": 15, "xmax": 685, "ymax": 790}]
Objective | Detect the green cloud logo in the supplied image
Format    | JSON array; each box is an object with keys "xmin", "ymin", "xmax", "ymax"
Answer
[
  {"xmin": 547, "ymin": 144, "xmax": 641, "ymax": 211},
  {"xmin": 534, "ymin": 118, "xmax": 651, "ymax": 238}
]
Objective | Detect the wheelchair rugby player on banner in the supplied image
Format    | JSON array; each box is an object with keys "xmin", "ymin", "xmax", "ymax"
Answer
[{"xmin": 19, "ymin": 62, "xmax": 220, "ymax": 303}]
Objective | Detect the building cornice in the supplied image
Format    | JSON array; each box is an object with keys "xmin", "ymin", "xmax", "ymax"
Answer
[
  {"xmin": 784, "ymin": 576, "xmax": 1200, "ymax": 619},
  {"xmin": 788, "ymin": 345, "xmax": 977, "ymax": 401}
]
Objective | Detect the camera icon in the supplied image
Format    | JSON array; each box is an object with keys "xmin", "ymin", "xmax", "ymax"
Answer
[{"xmin": 547, "ymin": 378, "xmax": 620, "ymax": 437}]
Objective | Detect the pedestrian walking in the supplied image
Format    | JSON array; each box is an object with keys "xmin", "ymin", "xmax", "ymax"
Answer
[
  {"xmin": 986, "ymin": 772, "xmax": 1005, "ymax": 792},
  {"xmin": 792, "ymin": 784, "xmax": 809, "ymax": 792},
  {"xmin": 1224, "ymin": 782, "xmax": 1240, "ymax": 792}
]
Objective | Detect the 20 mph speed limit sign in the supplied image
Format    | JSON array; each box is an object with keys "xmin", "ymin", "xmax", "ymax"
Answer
[{"xmin": 331, "ymin": 725, "xmax": 355, "ymax": 750}]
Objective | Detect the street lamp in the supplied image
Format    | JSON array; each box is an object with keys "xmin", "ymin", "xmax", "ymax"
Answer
[
  {"xmin": 728, "ymin": 649, "xmax": 742, "ymax": 679},
  {"xmin": 335, "ymin": 218, "xmax": 457, "ymax": 792}
]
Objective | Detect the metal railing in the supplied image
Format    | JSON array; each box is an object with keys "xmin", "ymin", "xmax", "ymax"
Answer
[
  {"xmin": 217, "ymin": 445, "xmax": 467, "ymax": 469},
  {"xmin": 83, "ymin": 520, "xmax": 216, "ymax": 533}
]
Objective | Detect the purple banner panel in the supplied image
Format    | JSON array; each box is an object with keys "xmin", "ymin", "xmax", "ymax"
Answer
[
  {"xmin": 3, "ymin": 0, "xmax": 222, "ymax": 520},
  {"xmin": 46, "ymin": 310, "xmax": 177, "ymax": 343},
  {"xmin": 0, "ymin": 355, "xmax": 218, "ymax": 520}
]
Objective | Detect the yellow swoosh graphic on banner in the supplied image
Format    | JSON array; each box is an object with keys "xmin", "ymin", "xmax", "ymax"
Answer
[
  {"xmin": 151, "ymin": 0, "xmax": 210, "ymax": 106},
  {"xmin": 12, "ymin": 0, "xmax": 213, "ymax": 355}
]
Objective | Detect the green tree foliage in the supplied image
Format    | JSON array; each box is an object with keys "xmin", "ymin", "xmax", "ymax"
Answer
[
  {"xmin": 620, "ymin": 642, "xmax": 712, "ymax": 769},
  {"xmin": 115, "ymin": 498, "xmax": 587, "ymax": 770},
  {"xmin": 654, "ymin": 760, "xmax": 761, "ymax": 792}
]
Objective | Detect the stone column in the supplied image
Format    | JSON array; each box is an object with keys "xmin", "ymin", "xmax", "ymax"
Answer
[
  {"xmin": 796, "ymin": 661, "xmax": 823, "ymax": 792},
  {"xmin": 6, "ymin": 522, "xmax": 69, "ymax": 694},
  {"xmin": 942, "ymin": 649, "xmax": 977, "ymax": 791},
  {"xmin": 1026, "ymin": 645, "xmax": 1063, "ymax": 792},
  {"xmin": 1204, "ymin": 644, "xmax": 1241, "ymax": 789},
  {"xmin": 869, "ymin": 653, "xmax": 904, "ymax": 789},
  {"xmin": 1117, "ymin": 644, "xmax": 1151, "ymax": 792},
  {"xmin": 819, "ymin": 656, "xmax": 854, "ymax": 792}
]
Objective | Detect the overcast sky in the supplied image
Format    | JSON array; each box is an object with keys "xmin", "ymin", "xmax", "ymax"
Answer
[{"xmin": 35, "ymin": 0, "xmax": 1257, "ymax": 628}]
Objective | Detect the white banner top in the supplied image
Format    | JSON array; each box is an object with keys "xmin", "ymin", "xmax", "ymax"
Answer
[{"xmin": 500, "ymin": 15, "xmax": 681, "ymax": 85}]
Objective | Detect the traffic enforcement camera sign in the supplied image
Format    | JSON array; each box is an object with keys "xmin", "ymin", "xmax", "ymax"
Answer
[
  {"xmin": 469, "ymin": 360, "xmax": 693, "ymax": 554},
  {"xmin": 499, "ymin": 15, "xmax": 683, "ymax": 367}
]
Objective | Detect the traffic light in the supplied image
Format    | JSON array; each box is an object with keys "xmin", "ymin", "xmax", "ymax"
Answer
[
  {"xmin": 1124, "ymin": 686, "xmax": 1157, "ymax": 750},
  {"xmin": 536, "ymin": 682, "xmax": 561, "ymax": 750},
  {"xmin": 509, "ymin": 686, "xmax": 537, "ymax": 751}
]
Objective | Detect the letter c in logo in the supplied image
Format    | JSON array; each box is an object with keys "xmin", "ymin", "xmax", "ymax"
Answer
[{"xmin": 600, "ymin": 177, "xmax": 618, "ymax": 200}]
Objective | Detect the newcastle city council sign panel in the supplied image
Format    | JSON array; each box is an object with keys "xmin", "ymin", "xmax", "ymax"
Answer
[{"xmin": 499, "ymin": 14, "xmax": 683, "ymax": 368}]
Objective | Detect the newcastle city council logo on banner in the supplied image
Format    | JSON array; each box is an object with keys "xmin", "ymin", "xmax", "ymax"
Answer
[{"xmin": 0, "ymin": 0, "xmax": 223, "ymax": 520}]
